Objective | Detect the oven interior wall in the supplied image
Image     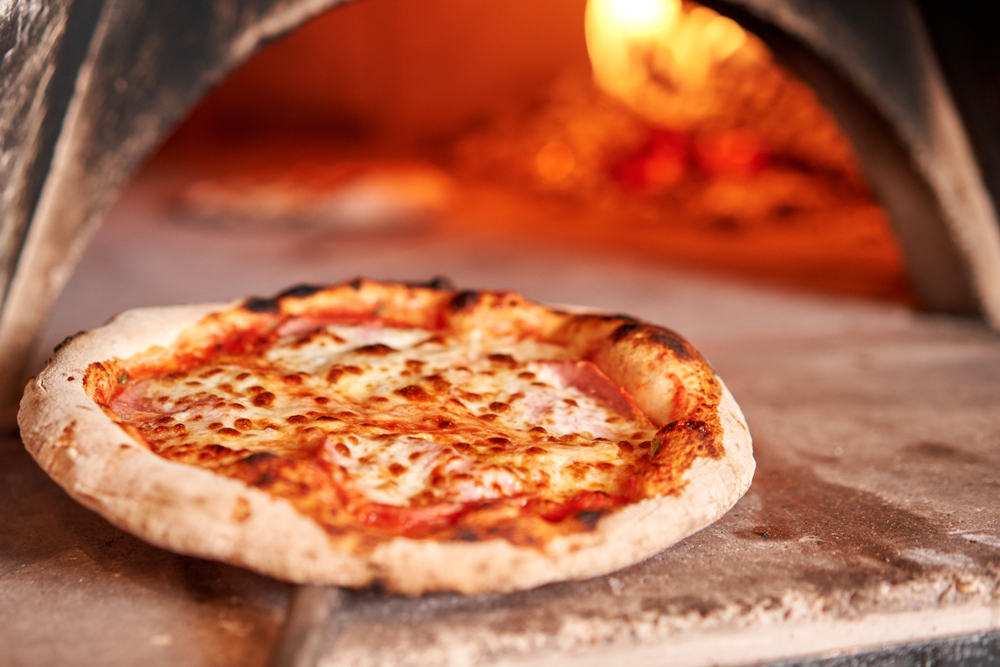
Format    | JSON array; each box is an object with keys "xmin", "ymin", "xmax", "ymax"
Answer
[
  {"xmin": 157, "ymin": 0, "xmax": 913, "ymax": 307},
  {"xmin": 173, "ymin": 0, "xmax": 590, "ymax": 147}
]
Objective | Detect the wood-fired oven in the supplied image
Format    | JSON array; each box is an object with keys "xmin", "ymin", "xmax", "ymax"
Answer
[{"xmin": 1, "ymin": 1, "xmax": 997, "ymax": 665}]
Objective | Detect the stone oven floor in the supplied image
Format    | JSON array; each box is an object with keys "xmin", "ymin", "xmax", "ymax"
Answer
[{"xmin": 2, "ymin": 171, "xmax": 998, "ymax": 667}]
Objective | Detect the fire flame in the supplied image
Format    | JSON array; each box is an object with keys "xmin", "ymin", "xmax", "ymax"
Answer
[{"xmin": 585, "ymin": 0, "xmax": 757, "ymax": 129}]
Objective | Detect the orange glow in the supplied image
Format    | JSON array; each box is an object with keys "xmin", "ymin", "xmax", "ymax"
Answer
[
  {"xmin": 536, "ymin": 141, "xmax": 577, "ymax": 181},
  {"xmin": 585, "ymin": 0, "xmax": 757, "ymax": 130},
  {"xmin": 695, "ymin": 129, "xmax": 766, "ymax": 176}
]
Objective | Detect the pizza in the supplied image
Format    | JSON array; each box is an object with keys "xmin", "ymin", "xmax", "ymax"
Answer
[{"xmin": 19, "ymin": 278, "xmax": 753, "ymax": 594}]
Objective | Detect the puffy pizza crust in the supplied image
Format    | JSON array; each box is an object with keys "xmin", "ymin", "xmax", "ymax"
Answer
[{"xmin": 19, "ymin": 285, "xmax": 753, "ymax": 594}]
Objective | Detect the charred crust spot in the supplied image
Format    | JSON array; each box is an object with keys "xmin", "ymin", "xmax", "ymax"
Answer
[
  {"xmin": 526, "ymin": 446, "xmax": 545, "ymax": 454},
  {"xmin": 315, "ymin": 415, "xmax": 340, "ymax": 422},
  {"xmin": 564, "ymin": 399, "xmax": 578, "ymax": 407},
  {"xmin": 649, "ymin": 328, "xmax": 694, "ymax": 360},
  {"xmin": 654, "ymin": 419, "xmax": 722, "ymax": 461},
  {"xmin": 234, "ymin": 418, "xmax": 252, "ymax": 430},
  {"xmin": 437, "ymin": 420, "xmax": 455, "ymax": 429},
  {"xmin": 454, "ymin": 443, "xmax": 472, "ymax": 453},
  {"xmin": 239, "ymin": 452, "xmax": 277, "ymax": 465},
  {"xmin": 156, "ymin": 415, "xmax": 173, "ymax": 424},
  {"xmin": 244, "ymin": 297, "xmax": 280, "ymax": 313},
  {"xmin": 235, "ymin": 372, "xmax": 251, "ymax": 381},
  {"xmin": 697, "ymin": 442, "xmax": 719, "ymax": 457},
  {"xmin": 618, "ymin": 441, "xmax": 634, "ymax": 452},
  {"xmin": 287, "ymin": 415, "xmax": 309, "ymax": 424},
  {"xmin": 479, "ymin": 414, "xmax": 499, "ymax": 422},
  {"xmin": 449, "ymin": 290, "xmax": 480, "ymax": 311},
  {"xmin": 252, "ymin": 392, "xmax": 276, "ymax": 407},
  {"xmin": 388, "ymin": 463, "xmax": 407, "ymax": 476},
  {"xmin": 487, "ymin": 436, "xmax": 510, "ymax": 446},
  {"xmin": 66, "ymin": 376, "xmax": 75, "ymax": 382},
  {"xmin": 282, "ymin": 374, "xmax": 304, "ymax": 384},
  {"xmin": 368, "ymin": 396, "xmax": 389, "ymax": 404},
  {"xmin": 172, "ymin": 424, "xmax": 187, "ymax": 434},
  {"xmin": 277, "ymin": 284, "xmax": 323, "ymax": 299},
  {"xmin": 517, "ymin": 372, "xmax": 536, "ymax": 380},
  {"xmin": 489, "ymin": 402, "xmax": 510, "ymax": 413},
  {"xmin": 207, "ymin": 422, "xmax": 223, "ymax": 430},
  {"xmin": 405, "ymin": 276, "xmax": 456, "ymax": 291},
  {"xmin": 610, "ymin": 323, "xmax": 641, "ymax": 343},
  {"xmin": 353, "ymin": 343, "xmax": 395, "ymax": 356},
  {"xmin": 576, "ymin": 510, "xmax": 604, "ymax": 529},
  {"xmin": 395, "ymin": 385, "xmax": 430, "ymax": 401},
  {"xmin": 335, "ymin": 443, "xmax": 351, "ymax": 457},
  {"xmin": 662, "ymin": 419, "xmax": 711, "ymax": 437},
  {"xmin": 314, "ymin": 397, "xmax": 330, "ymax": 405},
  {"xmin": 54, "ymin": 331, "xmax": 86, "ymax": 354},
  {"xmin": 456, "ymin": 529, "xmax": 480, "ymax": 542},
  {"xmin": 348, "ymin": 277, "xmax": 363, "ymax": 290},
  {"xmin": 529, "ymin": 426, "xmax": 548, "ymax": 434},
  {"xmin": 217, "ymin": 428, "xmax": 241, "ymax": 437}
]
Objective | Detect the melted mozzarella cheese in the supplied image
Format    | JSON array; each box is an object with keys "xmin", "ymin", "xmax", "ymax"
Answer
[{"xmin": 116, "ymin": 324, "xmax": 657, "ymax": 507}]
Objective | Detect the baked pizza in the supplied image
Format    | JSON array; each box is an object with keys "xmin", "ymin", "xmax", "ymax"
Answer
[{"xmin": 19, "ymin": 278, "xmax": 753, "ymax": 594}]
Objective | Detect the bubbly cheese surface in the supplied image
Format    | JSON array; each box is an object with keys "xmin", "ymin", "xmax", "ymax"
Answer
[{"xmin": 112, "ymin": 324, "xmax": 658, "ymax": 508}]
